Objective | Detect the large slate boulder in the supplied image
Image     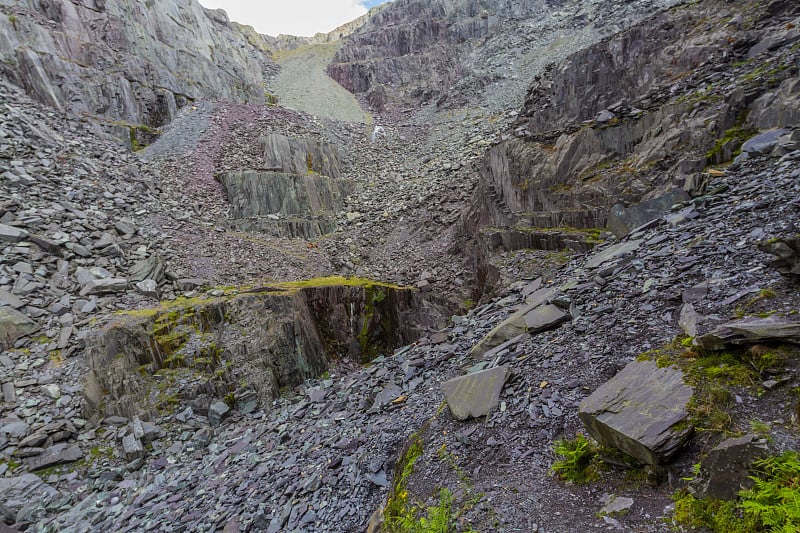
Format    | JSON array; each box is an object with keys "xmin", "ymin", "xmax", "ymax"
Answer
[
  {"xmin": 441, "ymin": 365, "xmax": 510, "ymax": 421},
  {"xmin": 579, "ymin": 360, "xmax": 694, "ymax": 465},
  {"xmin": 469, "ymin": 288, "xmax": 564, "ymax": 358},
  {"xmin": 0, "ymin": 474, "xmax": 59, "ymax": 516}
]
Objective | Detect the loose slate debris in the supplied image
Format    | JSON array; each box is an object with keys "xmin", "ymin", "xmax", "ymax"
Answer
[
  {"xmin": 694, "ymin": 316, "xmax": 800, "ymax": 350},
  {"xmin": 579, "ymin": 360, "xmax": 694, "ymax": 465},
  {"xmin": 441, "ymin": 365, "xmax": 511, "ymax": 421}
]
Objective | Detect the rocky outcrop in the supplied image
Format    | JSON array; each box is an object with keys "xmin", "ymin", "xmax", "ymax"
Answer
[
  {"xmin": 218, "ymin": 134, "xmax": 351, "ymax": 238},
  {"xmin": 83, "ymin": 278, "xmax": 434, "ymax": 421},
  {"xmin": 0, "ymin": 0, "xmax": 277, "ymax": 130},
  {"xmin": 476, "ymin": 0, "xmax": 800, "ymax": 267}
]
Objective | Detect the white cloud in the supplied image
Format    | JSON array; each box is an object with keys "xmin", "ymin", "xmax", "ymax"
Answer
[{"xmin": 198, "ymin": 0, "xmax": 370, "ymax": 37}]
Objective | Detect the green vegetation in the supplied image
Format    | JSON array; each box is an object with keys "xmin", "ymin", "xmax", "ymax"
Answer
[
  {"xmin": 705, "ymin": 120, "xmax": 758, "ymax": 164},
  {"xmin": 383, "ymin": 435, "xmax": 479, "ymax": 533},
  {"xmin": 672, "ymin": 451, "xmax": 800, "ymax": 532},
  {"xmin": 638, "ymin": 339, "xmax": 789, "ymax": 435},
  {"xmin": 551, "ymin": 433, "xmax": 600, "ymax": 484}
]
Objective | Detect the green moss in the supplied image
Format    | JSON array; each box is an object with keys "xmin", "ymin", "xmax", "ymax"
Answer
[{"xmin": 705, "ymin": 119, "xmax": 759, "ymax": 163}]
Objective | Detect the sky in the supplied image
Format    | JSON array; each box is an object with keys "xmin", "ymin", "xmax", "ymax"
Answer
[{"xmin": 198, "ymin": 0, "xmax": 393, "ymax": 37}]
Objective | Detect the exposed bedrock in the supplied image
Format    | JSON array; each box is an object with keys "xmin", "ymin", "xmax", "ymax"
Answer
[
  {"xmin": 83, "ymin": 279, "xmax": 439, "ymax": 421},
  {"xmin": 218, "ymin": 134, "xmax": 352, "ymax": 239},
  {"xmin": 0, "ymin": 0, "xmax": 277, "ymax": 131}
]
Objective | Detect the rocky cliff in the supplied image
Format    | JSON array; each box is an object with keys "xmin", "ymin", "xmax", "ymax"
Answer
[
  {"xmin": 0, "ymin": 0, "xmax": 277, "ymax": 130},
  {"xmin": 328, "ymin": 0, "xmax": 680, "ymax": 112}
]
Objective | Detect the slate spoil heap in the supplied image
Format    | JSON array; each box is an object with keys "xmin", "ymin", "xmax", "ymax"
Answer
[{"xmin": 1, "ymin": 0, "xmax": 799, "ymax": 532}]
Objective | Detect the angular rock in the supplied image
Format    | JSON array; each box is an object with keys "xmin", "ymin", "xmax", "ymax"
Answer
[
  {"xmin": 0, "ymin": 289, "xmax": 24, "ymax": 309},
  {"xmin": 129, "ymin": 255, "xmax": 167, "ymax": 284},
  {"xmin": 79, "ymin": 278, "xmax": 128, "ymax": 296},
  {"xmin": 697, "ymin": 434, "xmax": 767, "ymax": 499},
  {"xmin": 695, "ymin": 317, "xmax": 800, "ymax": 351},
  {"xmin": 585, "ymin": 240, "xmax": 643, "ymax": 269},
  {"xmin": 441, "ymin": 365, "xmax": 511, "ymax": 421},
  {"xmin": 122, "ymin": 433, "xmax": 145, "ymax": 461},
  {"xmin": 0, "ymin": 307, "xmax": 39, "ymax": 348},
  {"xmin": 0, "ymin": 474, "xmax": 59, "ymax": 515},
  {"xmin": 740, "ymin": 129, "xmax": 790, "ymax": 155},
  {"xmin": 607, "ymin": 189, "xmax": 689, "ymax": 239},
  {"xmin": 135, "ymin": 279, "xmax": 160, "ymax": 299},
  {"xmin": 176, "ymin": 278, "xmax": 205, "ymax": 292},
  {"xmin": 524, "ymin": 304, "xmax": 571, "ymax": 334},
  {"xmin": 579, "ymin": 360, "xmax": 694, "ymax": 465},
  {"xmin": 371, "ymin": 383, "xmax": 403, "ymax": 410},
  {"xmin": 208, "ymin": 400, "xmax": 231, "ymax": 427},
  {"xmin": 759, "ymin": 237, "xmax": 800, "ymax": 277},
  {"xmin": 678, "ymin": 303, "xmax": 702, "ymax": 337},
  {"xmin": 470, "ymin": 288, "xmax": 558, "ymax": 359},
  {"xmin": 0, "ymin": 224, "xmax": 28, "ymax": 243},
  {"xmin": 25, "ymin": 444, "xmax": 83, "ymax": 471}
]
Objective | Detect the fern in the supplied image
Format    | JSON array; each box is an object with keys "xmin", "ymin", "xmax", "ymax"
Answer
[{"xmin": 739, "ymin": 451, "xmax": 800, "ymax": 532}]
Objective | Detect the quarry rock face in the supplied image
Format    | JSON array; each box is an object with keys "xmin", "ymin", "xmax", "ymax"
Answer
[{"xmin": 0, "ymin": 0, "xmax": 277, "ymax": 130}]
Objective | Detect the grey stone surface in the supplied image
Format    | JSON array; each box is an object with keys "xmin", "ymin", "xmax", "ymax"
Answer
[
  {"xmin": 740, "ymin": 129, "xmax": 790, "ymax": 155},
  {"xmin": 208, "ymin": 400, "xmax": 231, "ymax": 427},
  {"xmin": 0, "ymin": 306, "xmax": 39, "ymax": 347},
  {"xmin": 0, "ymin": 474, "xmax": 59, "ymax": 514},
  {"xmin": 697, "ymin": 434, "xmax": 767, "ymax": 499},
  {"xmin": 0, "ymin": 223, "xmax": 27, "ymax": 243},
  {"xmin": 695, "ymin": 317, "xmax": 800, "ymax": 350},
  {"xmin": 441, "ymin": 365, "xmax": 510, "ymax": 421},
  {"xmin": 25, "ymin": 444, "xmax": 83, "ymax": 471},
  {"xmin": 122, "ymin": 433, "xmax": 145, "ymax": 461},
  {"xmin": 579, "ymin": 360, "xmax": 694, "ymax": 465},
  {"xmin": 524, "ymin": 304, "xmax": 571, "ymax": 334},
  {"xmin": 79, "ymin": 278, "xmax": 128, "ymax": 296},
  {"xmin": 607, "ymin": 189, "xmax": 689, "ymax": 239},
  {"xmin": 585, "ymin": 240, "xmax": 643, "ymax": 269}
]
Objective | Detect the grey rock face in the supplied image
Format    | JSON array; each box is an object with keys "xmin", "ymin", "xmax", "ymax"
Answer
[
  {"xmin": 220, "ymin": 171, "xmax": 349, "ymax": 239},
  {"xmin": 0, "ymin": 474, "xmax": 59, "ymax": 515},
  {"xmin": 25, "ymin": 444, "xmax": 83, "ymax": 471},
  {"xmin": 261, "ymin": 134, "xmax": 341, "ymax": 179},
  {"xmin": 0, "ymin": 0, "xmax": 277, "ymax": 129},
  {"xmin": 441, "ymin": 365, "xmax": 510, "ymax": 421},
  {"xmin": 579, "ymin": 360, "xmax": 694, "ymax": 465},
  {"xmin": 740, "ymin": 129, "xmax": 790, "ymax": 156},
  {"xmin": 0, "ymin": 306, "xmax": 39, "ymax": 347}
]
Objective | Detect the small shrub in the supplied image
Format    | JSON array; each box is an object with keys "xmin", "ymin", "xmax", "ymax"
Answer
[{"xmin": 551, "ymin": 434, "xmax": 599, "ymax": 484}]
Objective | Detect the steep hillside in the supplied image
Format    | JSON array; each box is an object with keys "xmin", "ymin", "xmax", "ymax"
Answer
[
  {"xmin": 0, "ymin": 0, "xmax": 799, "ymax": 532},
  {"xmin": 0, "ymin": 0, "xmax": 277, "ymax": 131},
  {"xmin": 328, "ymin": 0, "xmax": 681, "ymax": 113}
]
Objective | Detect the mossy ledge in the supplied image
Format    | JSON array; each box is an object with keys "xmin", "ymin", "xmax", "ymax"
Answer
[{"xmin": 83, "ymin": 277, "xmax": 433, "ymax": 422}]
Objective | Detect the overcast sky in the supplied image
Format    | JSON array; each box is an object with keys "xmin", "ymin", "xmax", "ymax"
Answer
[{"xmin": 198, "ymin": 0, "xmax": 392, "ymax": 37}]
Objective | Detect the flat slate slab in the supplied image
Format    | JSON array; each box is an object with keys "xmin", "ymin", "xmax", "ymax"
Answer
[
  {"xmin": 524, "ymin": 304, "xmax": 571, "ymax": 334},
  {"xmin": 695, "ymin": 316, "xmax": 800, "ymax": 350},
  {"xmin": 585, "ymin": 240, "xmax": 642, "ymax": 269},
  {"xmin": 469, "ymin": 288, "xmax": 562, "ymax": 359},
  {"xmin": 25, "ymin": 444, "xmax": 83, "ymax": 471},
  {"xmin": 441, "ymin": 365, "xmax": 510, "ymax": 421},
  {"xmin": 579, "ymin": 360, "xmax": 693, "ymax": 465}
]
